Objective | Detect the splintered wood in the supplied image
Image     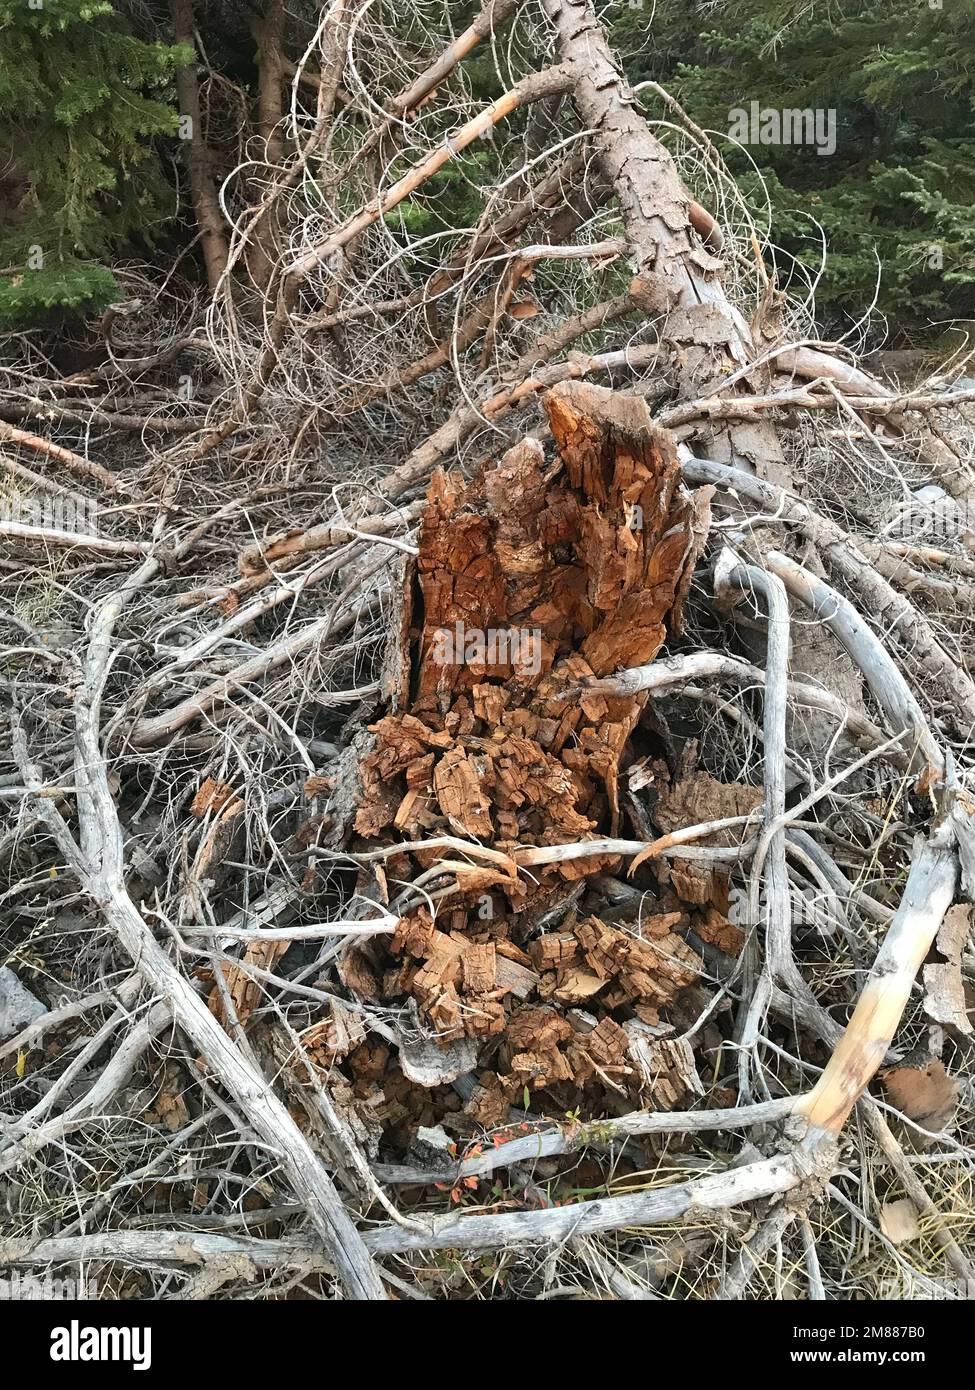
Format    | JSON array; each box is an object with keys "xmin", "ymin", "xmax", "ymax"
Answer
[{"xmin": 339, "ymin": 382, "xmax": 721, "ymax": 1135}]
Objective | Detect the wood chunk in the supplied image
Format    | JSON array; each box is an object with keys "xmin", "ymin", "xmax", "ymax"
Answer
[
  {"xmin": 192, "ymin": 794, "xmax": 244, "ymax": 894},
  {"xmin": 624, "ymin": 1020, "xmax": 704, "ymax": 1109},
  {"xmin": 535, "ymin": 716, "xmax": 559, "ymax": 748},
  {"xmin": 464, "ymin": 998, "xmax": 506, "ymax": 1038},
  {"xmin": 353, "ymin": 775, "xmax": 403, "ymax": 839},
  {"xmin": 370, "ymin": 714, "xmax": 453, "ymax": 768},
  {"xmin": 573, "ymin": 915, "xmax": 700, "ymax": 1008},
  {"xmin": 472, "ymin": 684, "xmax": 509, "ymax": 726},
  {"xmin": 529, "ymin": 932, "xmax": 580, "ymax": 971},
  {"xmin": 348, "ymin": 1041, "xmax": 390, "ymax": 1084},
  {"xmin": 494, "ymin": 954, "xmax": 540, "ymax": 1001},
  {"xmin": 399, "ymin": 1034, "xmax": 478, "ymax": 1087},
  {"xmin": 301, "ymin": 1001, "xmax": 366, "ymax": 1066},
  {"xmin": 643, "ymin": 911, "xmax": 688, "ymax": 937},
  {"xmin": 445, "ymin": 698, "xmax": 477, "ymax": 737},
  {"xmin": 483, "ymin": 436, "xmax": 548, "ymax": 536},
  {"xmin": 536, "ymin": 971, "xmax": 558, "ymax": 1001},
  {"xmin": 427, "ymin": 985, "xmax": 465, "ymax": 1041},
  {"xmin": 652, "ymin": 772, "xmax": 763, "ymax": 845},
  {"xmin": 507, "ymin": 1005, "xmax": 573, "ymax": 1053},
  {"xmin": 449, "ymin": 862, "xmax": 525, "ymax": 901},
  {"xmin": 553, "ymin": 968, "xmax": 606, "ymax": 1006},
  {"xmin": 303, "ymin": 773, "xmax": 335, "ymax": 799},
  {"xmin": 557, "ymin": 852, "xmax": 620, "ymax": 881},
  {"xmin": 696, "ymin": 907, "xmax": 745, "ymax": 957},
  {"xmin": 190, "ymin": 777, "xmax": 237, "ymax": 818},
  {"xmin": 208, "ymin": 932, "xmax": 288, "ymax": 1028},
  {"xmin": 465, "ymin": 1072, "xmax": 511, "ymax": 1128},
  {"xmin": 394, "ymin": 788, "xmax": 428, "ymax": 832},
  {"xmin": 574, "ymin": 917, "xmax": 618, "ymax": 978},
  {"xmin": 461, "ymin": 942, "xmax": 497, "ymax": 994},
  {"xmin": 405, "ymin": 753, "xmax": 436, "ymax": 788},
  {"xmin": 632, "ymin": 1005, "xmax": 661, "ymax": 1028},
  {"xmin": 392, "ymin": 912, "xmax": 438, "ymax": 960},
  {"xmin": 337, "ymin": 942, "xmax": 382, "ymax": 1000},
  {"xmin": 495, "ymin": 939, "xmax": 534, "ymax": 968},
  {"xmin": 433, "ymin": 746, "xmax": 493, "ymax": 837},
  {"xmin": 321, "ymin": 1076, "xmax": 383, "ymax": 1160},
  {"xmin": 585, "ymin": 1016, "xmax": 630, "ymax": 1068},
  {"xmin": 510, "ymin": 1048, "xmax": 573, "ymax": 1088},
  {"xmin": 413, "ymin": 937, "xmax": 463, "ymax": 997},
  {"xmin": 671, "ymin": 862, "xmax": 714, "ymax": 906},
  {"xmin": 494, "ymin": 740, "xmax": 593, "ymax": 835}
]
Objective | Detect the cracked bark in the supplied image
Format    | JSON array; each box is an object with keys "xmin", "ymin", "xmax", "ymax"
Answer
[{"xmin": 542, "ymin": 0, "xmax": 788, "ymax": 485}]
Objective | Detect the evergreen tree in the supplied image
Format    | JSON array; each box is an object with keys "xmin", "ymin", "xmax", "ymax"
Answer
[
  {"xmin": 0, "ymin": 0, "xmax": 188, "ymax": 327},
  {"xmin": 612, "ymin": 0, "xmax": 975, "ymax": 339},
  {"xmin": 4, "ymin": 1, "xmax": 974, "ymax": 338}
]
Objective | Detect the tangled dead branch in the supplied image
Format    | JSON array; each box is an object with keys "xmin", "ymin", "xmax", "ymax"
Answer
[{"xmin": 2, "ymin": 0, "xmax": 975, "ymax": 1303}]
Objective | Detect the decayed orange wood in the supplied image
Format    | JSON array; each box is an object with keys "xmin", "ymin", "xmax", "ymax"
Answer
[
  {"xmin": 342, "ymin": 383, "xmax": 717, "ymax": 1125},
  {"xmin": 356, "ymin": 382, "xmax": 708, "ymax": 857}
]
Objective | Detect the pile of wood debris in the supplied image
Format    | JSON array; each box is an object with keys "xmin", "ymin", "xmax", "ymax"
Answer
[
  {"xmin": 312, "ymin": 382, "xmax": 756, "ymax": 1152},
  {"xmin": 5, "ymin": 0, "xmax": 975, "ymax": 1304}
]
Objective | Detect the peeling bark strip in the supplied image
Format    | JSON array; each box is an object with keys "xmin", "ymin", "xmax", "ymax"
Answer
[{"xmin": 339, "ymin": 382, "xmax": 717, "ymax": 1127}]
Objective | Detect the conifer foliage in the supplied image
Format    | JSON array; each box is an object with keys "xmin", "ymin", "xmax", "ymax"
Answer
[
  {"xmin": 614, "ymin": 0, "xmax": 975, "ymax": 335},
  {"xmin": 0, "ymin": 0, "xmax": 187, "ymax": 326}
]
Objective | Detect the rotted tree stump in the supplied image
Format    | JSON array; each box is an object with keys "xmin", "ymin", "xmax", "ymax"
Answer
[{"xmin": 331, "ymin": 382, "xmax": 738, "ymax": 1140}]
